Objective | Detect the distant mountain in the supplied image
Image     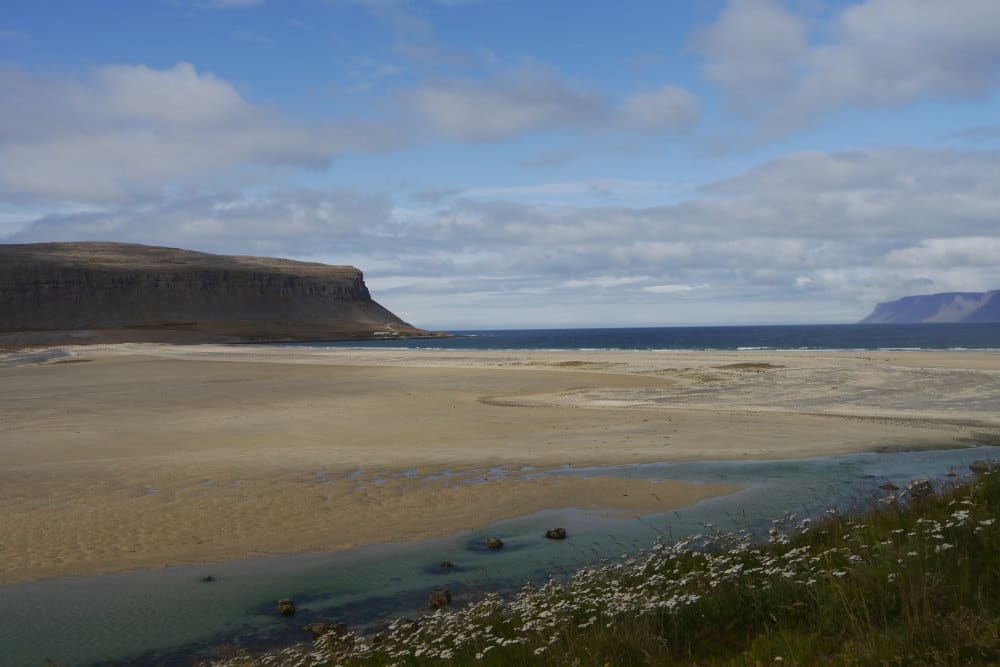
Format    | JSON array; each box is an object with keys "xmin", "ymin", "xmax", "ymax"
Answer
[
  {"xmin": 860, "ymin": 289, "xmax": 1000, "ymax": 324},
  {"xmin": 0, "ymin": 242, "xmax": 434, "ymax": 345}
]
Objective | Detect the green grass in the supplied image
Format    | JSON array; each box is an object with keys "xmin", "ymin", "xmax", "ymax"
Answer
[{"xmin": 206, "ymin": 469, "xmax": 1000, "ymax": 666}]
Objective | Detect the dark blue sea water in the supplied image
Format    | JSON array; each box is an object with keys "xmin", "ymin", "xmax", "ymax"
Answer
[{"xmin": 294, "ymin": 323, "xmax": 1000, "ymax": 351}]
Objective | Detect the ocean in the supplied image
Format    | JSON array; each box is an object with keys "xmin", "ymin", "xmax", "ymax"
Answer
[{"xmin": 291, "ymin": 323, "xmax": 1000, "ymax": 351}]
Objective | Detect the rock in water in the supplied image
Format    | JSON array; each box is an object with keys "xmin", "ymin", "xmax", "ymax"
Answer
[
  {"xmin": 906, "ymin": 479, "xmax": 934, "ymax": 502},
  {"xmin": 545, "ymin": 528, "xmax": 568, "ymax": 540},
  {"xmin": 970, "ymin": 460, "xmax": 992, "ymax": 475},
  {"xmin": 0, "ymin": 242, "xmax": 433, "ymax": 344},
  {"xmin": 428, "ymin": 589, "xmax": 451, "ymax": 609},
  {"xmin": 485, "ymin": 537, "xmax": 504, "ymax": 550},
  {"xmin": 277, "ymin": 599, "xmax": 296, "ymax": 616}
]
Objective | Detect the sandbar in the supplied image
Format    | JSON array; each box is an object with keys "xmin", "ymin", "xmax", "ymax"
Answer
[{"xmin": 1, "ymin": 344, "xmax": 998, "ymax": 583}]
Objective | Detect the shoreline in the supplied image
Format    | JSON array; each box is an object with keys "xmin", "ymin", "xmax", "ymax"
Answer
[
  {"xmin": 5, "ymin": 448, "xmax": 997, "ymax": 667},
  {"xmin": 0, "ymin": 328, "xmax": 451, "ymax": 351},
  {"xmin": 198, "ymin": 459, "xmax": 1000, "ymax": 667},
  {"xmin": 2, "ymin": 344, "xmax": 998, "ymax": 584}
]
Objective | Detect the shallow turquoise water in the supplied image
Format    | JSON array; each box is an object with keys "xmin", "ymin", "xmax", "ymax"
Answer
[{"xmin": 2, "ymin": 446, "xmax": 998, "ymax": 666}]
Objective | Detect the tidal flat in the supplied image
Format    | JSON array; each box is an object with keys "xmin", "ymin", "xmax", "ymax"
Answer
[{"xmin": 1, "ymin": 345, "xmax": 998, "ymax": 664}]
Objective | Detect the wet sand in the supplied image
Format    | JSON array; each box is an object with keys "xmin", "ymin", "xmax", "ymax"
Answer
[{"xmin": 1, "ymin": 344, "xmax": 998, "ymax": 583}]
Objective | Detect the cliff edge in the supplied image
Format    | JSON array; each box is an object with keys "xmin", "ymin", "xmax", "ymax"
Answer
[
  {"xmin": 0, "ymin": 242, "xmax": 432, "ymax": 344},
  {"xmin": 860, "ymin": 289, "xmax": 1000, "ymax": 324}
]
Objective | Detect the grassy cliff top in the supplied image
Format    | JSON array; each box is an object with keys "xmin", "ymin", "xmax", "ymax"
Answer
[{"xmin": 0, "ymin": 242, "xmax": 362, "ymax": 279}]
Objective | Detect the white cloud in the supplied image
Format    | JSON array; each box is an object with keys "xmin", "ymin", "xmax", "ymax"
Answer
[
  {"xmin": 826, "ymin": 0, "xmax": 1000, "ymax": 102},
  {"xmin": 642, "ymin": 283, "xmax": 707, "ymax": 294},
  {"xmin": 8, "ymin": 189, "xmax": 393, "ymax": 257},
  {"xmin": 703, "ymin": 148, "xmax": 1000, "ymax": 238},
  {"xmin": 694, "ymin": 0, "xmax": 808, "ymax": 101},
  {"xmin": 620, "ymin": 85, "xmax": 700, "ymax": 133},
  {"xmin": 400, "ymin": 67, "xmax": 605, "ymax": 140},
  {"xmin": 0, "ymin": 58, "xmax": 694, "ymax": 210},
  {"xmin": 9, "ymin": 147, "xmax": 999, "ymax": 326},
  {"xmin": 0, "ymin": 63, "xmax": 396, "ymax": 204},
  {"xmin": 696, "ymin": 0, "xmax": 1000, "ymax": 136},
  {"xmin": 93, "ymin": 63, "xmax": 250, "ymax": 127},
  {"xmin": 886, "ymin": 237, "xmax": 1000, "ymax": 269},
  {"xmin": 459, "ymin": 178, "xmax": 669, "ymax": 203},
  {"xmin": 560, "ymin": 276, "xmax": 648, "ymax": 290},
  {"xmin": 400, "ymin": 68, "xmax": 700, "ymax": 142}
]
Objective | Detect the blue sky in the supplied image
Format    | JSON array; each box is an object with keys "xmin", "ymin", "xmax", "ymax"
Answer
[{"xmin": 2, "ymin": 0, "xmax": 1000, "ymax": 328}]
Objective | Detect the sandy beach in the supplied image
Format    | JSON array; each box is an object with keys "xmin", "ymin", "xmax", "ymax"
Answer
[{"xmin": 2, "ymin": 344, "xmax": 998, "ymax": 583}]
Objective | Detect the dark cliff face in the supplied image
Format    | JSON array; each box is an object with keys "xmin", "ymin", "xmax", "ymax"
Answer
[
  {"xmin": 0, "ymin": 242, "xmax": 424, "ymax": 343},
  {"xmin": 860, "ymin": 290, "xmax": 1000, "ymax": 324}
]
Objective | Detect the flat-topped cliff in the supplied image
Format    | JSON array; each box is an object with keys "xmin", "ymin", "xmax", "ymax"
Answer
[
  {"xmin": 0, "ymin": 242, "xmax": 430, "ymax": 344},
  {"xmin": 860, "ymin": 289, "xmax": 1000, "ymax": 324}
]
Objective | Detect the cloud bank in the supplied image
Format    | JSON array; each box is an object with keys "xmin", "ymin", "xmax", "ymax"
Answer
[
  {"xmin": 0, "ymin": 63, "xmax": 395, "ymax": 204},
  {"xmin": 11, "ymin": 147, "xmax": 1000, "ymax": 326},
  {"xmin": 696, "ymin": 0, "xmax": 1000, "ymax": 137}
]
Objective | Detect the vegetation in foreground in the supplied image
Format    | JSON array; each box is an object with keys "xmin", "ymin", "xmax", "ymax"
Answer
[{"xmin": 207, "ymin": 467, "xmax": 1000, "ymax": 666}]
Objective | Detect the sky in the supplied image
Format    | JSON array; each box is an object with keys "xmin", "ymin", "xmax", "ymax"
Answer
[{"xmin": 2, "ymin": 0, "xmax": 999, "ymax": 329}]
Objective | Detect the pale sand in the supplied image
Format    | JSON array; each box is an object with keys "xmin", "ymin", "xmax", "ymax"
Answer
[{"xmin": 1, "ymin": 344, "xmax": 998, "ymax": 583}]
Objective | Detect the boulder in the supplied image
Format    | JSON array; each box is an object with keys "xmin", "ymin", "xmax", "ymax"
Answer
[
  {"xmin": 485, "ymin": 537, "xmax": 504, "ymax": 550},
  {"xmin": 906, "ymin": 479, "xmax": 934, "ymax": 502},
  {"xmin": 428, "ymin": 589, "xmax": 451, "ymax": 610},
  {"xmin": 545, "ymin": 528, "xmax": 568, "ymax": 540},
  {"xmin": 970, "ymin": 460, "xmax": 993, "ymax": 475},
  {"xmin": 878, "ymin": 483, "xmax": 899, "ymax": 491},
  {"xmin": 439, "ymin": 560, "xmax": 454, "ymax": 569},
  {"xmin": 277, "ymin": 598, "xmax": 296, "ymax": 616}
]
